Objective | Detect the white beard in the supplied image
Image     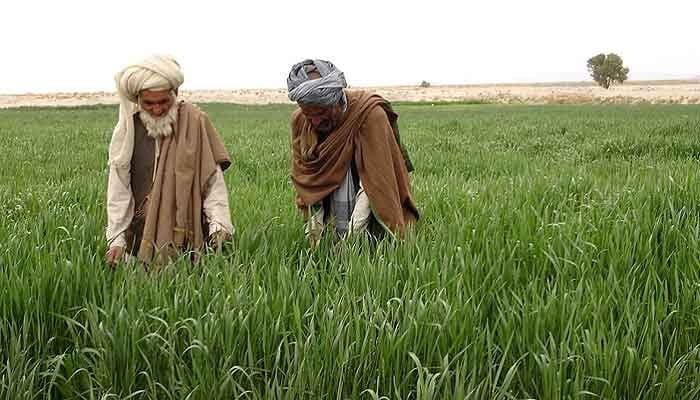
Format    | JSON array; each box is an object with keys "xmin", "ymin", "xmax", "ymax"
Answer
[{"xmin": 139, "ymin": 101, "xmax": 179, "ymax": 138}]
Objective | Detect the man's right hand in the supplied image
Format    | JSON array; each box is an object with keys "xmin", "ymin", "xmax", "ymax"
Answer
[{"xmin": 105, "ymin": 246, "xmax": 125, "ymax": 268}]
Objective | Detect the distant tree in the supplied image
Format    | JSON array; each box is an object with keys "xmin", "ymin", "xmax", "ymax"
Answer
[
  {"xmin": 587, "ymin": 53, "xmax": 629, "ymax": 89},
  {"xmin": 419, "ymin": 80, "xmax": 431, "ymax": 88}
]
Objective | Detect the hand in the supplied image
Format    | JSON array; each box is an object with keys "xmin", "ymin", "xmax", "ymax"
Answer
[
  {"xmin": 208, "ymin": 230, "xmax": 232, "ymax": 253},
  {"xmin": 105, "ymin": 246, "xmax": 124, "ymax": 268},
  {"xmin": 307, "ymin": 230, "xmax": 321, "ymax": 251}
]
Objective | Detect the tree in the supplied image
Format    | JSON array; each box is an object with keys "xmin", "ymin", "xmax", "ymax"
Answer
[{"xmin": 587, "ymin": 53, "xmax": 629, "ymax": 89}]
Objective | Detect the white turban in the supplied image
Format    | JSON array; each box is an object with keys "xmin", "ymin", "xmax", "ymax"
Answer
[{"xmin": 109, "ymin": 55, "xmax": 184, "ymax": 167}]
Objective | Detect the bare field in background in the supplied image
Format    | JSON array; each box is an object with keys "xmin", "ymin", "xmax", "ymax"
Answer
[{"xmin": 2, "ymin": 80, "xmax": 700, "ymax": 108}]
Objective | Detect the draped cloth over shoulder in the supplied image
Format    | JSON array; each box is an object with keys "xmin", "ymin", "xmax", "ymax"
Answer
[
  {"xmin": 138, "ymin": 102, "xmax": 231, "ymax": 263},
  {"xmin": 106, "ymin": 55, "xmax": 232, "ymax": 263},
  {"xmin": 107, "ymin": 55, "xmax": 187, "ymax": 249},
  {"xmin": 291, "ymin": 90, "xmax": 418, "ymax": 236}
]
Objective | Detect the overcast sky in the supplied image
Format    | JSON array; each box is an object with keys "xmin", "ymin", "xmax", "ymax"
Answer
[{"xmin": 1, "ymin": 0, "xmax": 698, "ymax": 94}]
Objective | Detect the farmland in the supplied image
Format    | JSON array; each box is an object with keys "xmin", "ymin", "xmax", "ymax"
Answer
[{"xmin": 2, "ymin": 103, "xmax": 700, "ymax": 398}]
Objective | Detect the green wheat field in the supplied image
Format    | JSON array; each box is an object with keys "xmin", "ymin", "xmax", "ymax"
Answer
[{"xmin": 2, "ymin": 103, "xmax": 700, "ymax": 399}]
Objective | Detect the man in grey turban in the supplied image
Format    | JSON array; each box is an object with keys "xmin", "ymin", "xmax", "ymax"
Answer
[
  {"xmin": 287, "ymin": 59, "xmax": 419, "ymax": 247},
  {"xmin": 106, "ymin": 55, "xmax": 234, "ymax": 266}
]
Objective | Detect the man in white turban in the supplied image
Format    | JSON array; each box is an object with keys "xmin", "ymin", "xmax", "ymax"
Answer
[{"xmin": 106, "ymin": 55, "xmax": 234, "ymax": 266}]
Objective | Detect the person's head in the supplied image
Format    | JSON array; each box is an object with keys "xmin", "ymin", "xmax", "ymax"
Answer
[
  {"xmin": 297, "ymin": 95, "xmax": 346, "ymax": 135},
  {"xmin": 115, "ymin": 55, "xmax": 184, "ymax": 137},
  {"xmin": 287, "ymin": 59, "xmax": 347, "ymax": 134}
]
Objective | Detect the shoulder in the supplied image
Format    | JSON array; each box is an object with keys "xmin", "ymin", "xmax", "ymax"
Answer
[
  {"xmin": 363, "ymin": 103, "xmax": 390, "ymax": 126},
  {"xmin": 345, "ymin": 89, "xmax": 369, "ymax": 109},
  {"xmin": 179, "ymin": 101, "xmax": 209, "ymax": 122},
  {"xmin": 347, "ymin": 90, "xmax": 390, "ymax": 123}
]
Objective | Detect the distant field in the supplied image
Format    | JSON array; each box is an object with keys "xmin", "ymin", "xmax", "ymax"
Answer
[
  {"xmin": 2, "ymin": 103, "xmax": 700, "ymax": 399},
  {"xmin": 2, "ymin": 80, "xmax": 700, "ymax": 108}
]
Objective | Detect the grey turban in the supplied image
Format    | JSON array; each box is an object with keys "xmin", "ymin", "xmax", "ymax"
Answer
[{"xmin": 287, "ymin": 59, "xmax": 347, "ymax": 106}]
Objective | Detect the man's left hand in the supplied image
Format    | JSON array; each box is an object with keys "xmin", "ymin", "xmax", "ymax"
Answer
[{"xmin": 208, "ymin": 230, "xmax": 232, "ymax": 253}]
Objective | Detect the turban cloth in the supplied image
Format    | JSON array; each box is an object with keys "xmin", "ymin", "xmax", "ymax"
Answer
[{"xmin": 287, "ymin": 59, "xmax": 347, "ymax": 107}]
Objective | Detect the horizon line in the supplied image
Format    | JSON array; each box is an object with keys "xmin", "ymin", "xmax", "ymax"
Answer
[{"xmin": 2, "ymin": 78, "xmax": 700, "ymax": 97}]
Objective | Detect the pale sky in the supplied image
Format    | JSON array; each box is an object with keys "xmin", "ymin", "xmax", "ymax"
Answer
[{"xmin": 1, "ymin": 0, "xmax": 698, "ymax": 94}]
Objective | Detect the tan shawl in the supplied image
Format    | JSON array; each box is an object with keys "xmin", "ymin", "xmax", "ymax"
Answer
[
  {"xmin": 138, "ymin": 102, "xmax": 231, "ymax": 263},
  {"xmin": 291, "ymin": 90, "xmax": 419, "ymax": 235}
]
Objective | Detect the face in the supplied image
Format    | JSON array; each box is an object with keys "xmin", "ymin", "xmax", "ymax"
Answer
[
  {"xmin": 138, "ymin": 89, "xmax": 174, "ymax": 118},
  {"xmin": 298, "ymin": 103, "xmax": 344, "ymax": 135}
]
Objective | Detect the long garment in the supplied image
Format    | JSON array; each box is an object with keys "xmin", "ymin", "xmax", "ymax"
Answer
[
  {"xmin": 305, "ymin": 161, "xmax": 385, "ymax": 242},
  {"xmin": 106, "ymin": 101, "xmax": 232, "ymax": 263},
  {"xmin": 291, "ymin": 90, "xmax": 419, "ymax": 238}
]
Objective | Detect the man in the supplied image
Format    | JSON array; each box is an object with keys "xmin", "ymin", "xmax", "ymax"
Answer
[
  {"xmin": 105, "ymin": 55, "xmax": 233, "ymax": 266},
  {"xmin": 287, "ymin": 59, "xmax": 419, "ymax": 247}
]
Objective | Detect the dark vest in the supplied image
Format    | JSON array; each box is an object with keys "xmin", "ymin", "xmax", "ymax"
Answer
[{"xmin": 125, "ymin": 114, "xmax": 156, "ymax": 255}]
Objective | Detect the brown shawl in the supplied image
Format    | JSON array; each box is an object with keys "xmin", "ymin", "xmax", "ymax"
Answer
[
  {"xmin": 291, "ymin": 90, "xmax": 419, "ymax": 235},
  {"xmin": 138, "ymin": 102, "xmax": 231, "ymax": 263}
]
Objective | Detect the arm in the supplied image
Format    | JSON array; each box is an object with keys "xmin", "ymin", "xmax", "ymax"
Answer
[
  {"xmin": 354, "ymin": 106, "xmax": 408, "ymax": 234},
  {"xmin": 106, "ymin": 166, "xmax": 134, "ymax": 247},
  {"xmin": 203, "ymin": 165, "xmax": 234, "ymax": 237},
  {"xmin": 348, "ymin": 180, "xmax": 371, "ymax": 235},
  {"xmin": 105, "ymin": 165, "xmax": 134, "ymax": 266}
]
